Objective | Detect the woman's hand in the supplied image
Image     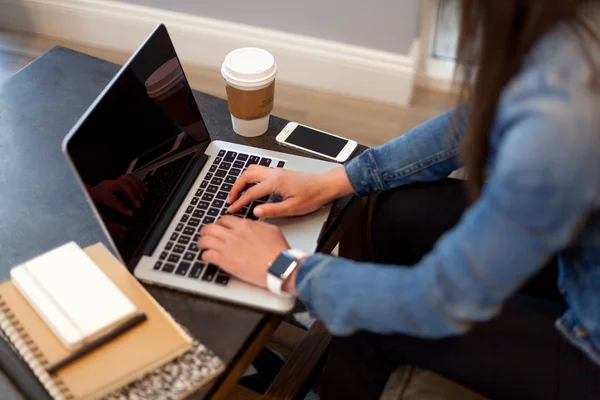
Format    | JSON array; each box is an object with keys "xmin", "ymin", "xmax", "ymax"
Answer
[
  {"xmin": 198, "ymin": 216, "xmax": 290, "ymax": 289},
  {"xmin": 227, "ymin": 166, "xmax": 354, "ymax": 218}
]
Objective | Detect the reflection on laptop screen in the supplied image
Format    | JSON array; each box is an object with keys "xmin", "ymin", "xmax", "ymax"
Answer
[{"xmin": 65, "ymin": 25, "xmax": 210, "ymax": 265}]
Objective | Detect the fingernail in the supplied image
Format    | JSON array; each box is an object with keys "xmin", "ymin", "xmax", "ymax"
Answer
[{"xmin": 254, "ymin": 207, "xmax": 263, "ymax": 217}]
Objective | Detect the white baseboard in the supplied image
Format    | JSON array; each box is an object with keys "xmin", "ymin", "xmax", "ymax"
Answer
[{"xmin": 0, "ymin": 0, "xmax": 418, "ymax": 106}]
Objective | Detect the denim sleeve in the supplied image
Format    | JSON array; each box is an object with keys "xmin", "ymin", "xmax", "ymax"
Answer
[
  {"xmin": 296, "ymin": 86, "xmax": 600, "ymax": 337},
  {"xmin": 344, "ymin": 108, "xmax": 464, "ymax": 196}
]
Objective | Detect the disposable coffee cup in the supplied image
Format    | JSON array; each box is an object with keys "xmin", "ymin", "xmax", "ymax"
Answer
[
  {"xmin": 221, "ymin": 48, "xmax": 277, "ymax": 137},
  {"xmin": 146, "ymin": 58, "xmax": 205, "ymax": 141}
]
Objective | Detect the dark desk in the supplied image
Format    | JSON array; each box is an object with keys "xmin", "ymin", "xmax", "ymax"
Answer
[{"xmin": 0, "ymin": 46, "xmax": 367, "ymax": 398}]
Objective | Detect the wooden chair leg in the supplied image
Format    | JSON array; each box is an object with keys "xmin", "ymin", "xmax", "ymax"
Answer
[{"xmin": 262, "ymin": 321, "xmax": 331, "ymax": 400}]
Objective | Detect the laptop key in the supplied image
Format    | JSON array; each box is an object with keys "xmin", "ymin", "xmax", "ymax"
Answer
[
  {"xmin": 221, "ymin": 208, "xmax": 228, "ymax": 216},
  {"xmin": 247, "ymin": 202, "xmax": 260, "ymax": 220},
  {"xmin": 180, "ymin": 214, "xmax": 189, "ymax": 223},
  {"xmin": 237, "ymin": 153, "xmax": 249, "ymax": 161},
  {"xmin": 202, "ymin": 193, "xmax": 214, "ymax": 202},
  {"xmin": 185, "ymin": 205, "xmax": 194, "ymax": 214},
  {"xmin": 209, "ymin": 165, "xmax": 217, "ymax": 173},
  {"xmin": 207, "ymin": 208, "xmax": 220, "ymax": 217},
  {"xmin": 176, "ymin": 262, "xmax": 191, "ymax": 276},
  {"xmin": 189, "ymin": 242, "xmax": 199, "ymax": 252},
  {"xmin": 168, "ymin": 254, "xmax": 180, "ymax": 263},
  {"xmin": 207, "ymin": 185, "xmax": 218, "ymax": 194},
  {"xmin": 215, "ymin": 169, "xmax": 227, "ymax": 178},
  {"xmin": 193, "ymin": 209, "xmax": 205, "ymax": 218},
  {"xmin": 159, "ymin": 251, "xmax": 168, "ymax": 260},
  {"xmin": 193, "ymin": 234, "xmax": 200, "ymax": 242},
  {"xmin": 225, "ymin": 176, "xmax": 236, "ymax": 184},
  {"xmin": 203, "ymin": 216, "xmax": 215, "ymax": 224},
  {"xmin": 216, "ymin": 191, "xmax": 228, "ymax": 200},
  {"xmin": 202, "ymin": 264, "xmax": 219, "ymax": 281},
  {"xmin": 205, "ymin": 173, "xmax": 213, "ymax": 181},
  {"xmin": 183, "ymin": 227, "xmax": 195, "ymax": 235},
  {"xmin": 212, "ymin": 199, "xmax": 225, "ymax": 208},
  {"xmin": 221, "ymin": 183, "xmax": 233, "ymax": 191},
  {"xmin": 173, "ymin": 245, "xmax": 186, "ymax": 253},
  {"xmin": 153, "ymin": 261, "xmax": 162, "ymax": 270},
  {"xmin": 198, "ymin": 201, "xmax": 210, "ymax": 210},
  {"xmin": 218, "ymin": 150, "xmax": 226, "ymax": 157},
  {"xmin": 178, "ymin": 236, "xmax": 190, "ymax": 245},
  {"xmin": 190, "ymin": 197, "xmax": 199, "ymax": 206},
  {"xmin": 188, "ymin": 218, "xmax": 201, "ymax": 227},
  {"xmin": 214, "ymin": 156, "xmax": 223, "ymax": 164},
  {"xmin": 165, "ymin": 242, "xmax": 174, "ymax": 251},
  {"xmin": 211, "ymin": 177, "xmax": 223, "ymax": 186},
  {"xmin": 215, "ymin": 274, "xmax": 230, "ymax": 285},
  {"xmin": 200, "ymin": 181, "xmax": 208, "ymax": 189},
  {"xmin": 277, "ymin": 161, "xmax": 286, "ymax": 168},
  {"xmin": 189, "ymin": 262, "xmax": 205, "ymax": 279},
  {"xmin": 183, "ymin": 252, "xmax": 195, "ymax": 261},
  {"xmin": 233, "ymin": 160, "xmax": 245, "ymax": 169},
  {"xmin": 170, "ymin": 233, "xmax": 178, "ymax": 241},
  {"xmin": 219, "ymin": 162, "xmax": 232, "ymax": 170},
  {"xmin": 224, "ymin": 151, "xmax": 237, "ymax": 163},
  {"xmin": 162, "ymin": 263, "xmax": 175, "ymax": 273},
  {"xmin": 230, "ymin": 168, "xmax": 241, "ymax": 176},
  {"xmin": 247, "ymin": 155, "xmax": 260, "ymax": 166},
  {"xmin": 175, "ymin": 223, "xmax": 184, "ymax": 232},
  {"xmin": 259, "ymin": 157, "xmax": 272, "ymax": 167}
]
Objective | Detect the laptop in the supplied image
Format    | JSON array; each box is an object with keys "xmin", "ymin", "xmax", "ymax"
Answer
[{"xmin": 62, "ymin": 24, "xmax": 339, "ymax": 313}]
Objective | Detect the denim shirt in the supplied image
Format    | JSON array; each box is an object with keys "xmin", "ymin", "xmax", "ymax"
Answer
[{"xmin": 295, "ymin": 22, "xmax": 600, "ymax": 366}]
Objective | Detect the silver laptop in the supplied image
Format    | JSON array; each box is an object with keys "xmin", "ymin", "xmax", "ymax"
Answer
[{"xmin": 62, "ymin": 25, "xmax": 338, "ymax": 313}]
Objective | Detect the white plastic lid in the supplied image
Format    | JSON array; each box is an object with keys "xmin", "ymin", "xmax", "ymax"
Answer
[{"xmin": 221, "ymin": 48, "xmax": 277, "ymax": 89}]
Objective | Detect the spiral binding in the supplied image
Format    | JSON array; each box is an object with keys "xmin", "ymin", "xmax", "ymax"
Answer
[{"xmin": 0, "ymin": 297, "xmax": 74, "ymax": 400}]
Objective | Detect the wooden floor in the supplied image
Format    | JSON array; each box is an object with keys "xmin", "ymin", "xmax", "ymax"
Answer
[{"xmin": 0, "ymin": 30, "xmax": 457, "ymax": 148}]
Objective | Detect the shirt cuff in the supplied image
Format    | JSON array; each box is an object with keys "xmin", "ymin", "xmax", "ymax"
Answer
[
  {"xmin": 344, "ymin": 148, "xmax": 384, "ymax": 196},
  {"xmin": 295, "ymin": 253, "xmax": 334, "ymax": 316}
]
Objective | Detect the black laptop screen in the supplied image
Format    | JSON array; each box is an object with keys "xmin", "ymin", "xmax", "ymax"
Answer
[{"xmin": 65, "ymin": 25, "xmax": 210, "ymax": 264}]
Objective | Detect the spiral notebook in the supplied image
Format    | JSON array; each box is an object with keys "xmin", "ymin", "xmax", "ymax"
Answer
[{"xmin": 0, "ymin": 243, "xmax": 224, "ymax": 400}]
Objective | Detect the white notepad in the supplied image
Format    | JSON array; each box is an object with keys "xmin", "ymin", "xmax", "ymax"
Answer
[{"xmin": 10, "ymin": 242, "xmax": 138, "ymax": 350}]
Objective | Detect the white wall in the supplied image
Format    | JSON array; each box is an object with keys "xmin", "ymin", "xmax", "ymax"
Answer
[{"xmin": 122, "ymin": 0, "xmax": 421, "ymax": 54}]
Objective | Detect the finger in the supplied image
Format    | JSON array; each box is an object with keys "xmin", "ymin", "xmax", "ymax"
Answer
[
  {"xmin": 215, "ymin": 215, "xmax": 246, "ymax": 229},
  {"xmin": 197, "ymin": 235, "xmax": 225, "ymax": 251},
  {"xmin": 200, "ymin": 249, "xmax": 222, "ymax": 265},
  {"xmin": 199, "ymin": 223, "xmax": 234, "ymax": 241},
  {"xmin": 115, "ymin": 179, "xmax": 142, "ymax": 208},
  {"xmin": 107, "ymin": 194, "xmax": 134, "ymax": 217},
  {"xmin": 228, "ymin": 183, "xmax": 273, "ymax": 213},
  {"xmin": 253, "ymin": 199, "xmax": 298, "ymax": 218},
  {"xmin": 228, "ymin": 166, "xmax": 272, "ymax": 204}
]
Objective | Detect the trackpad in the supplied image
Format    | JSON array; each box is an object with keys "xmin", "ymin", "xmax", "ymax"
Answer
[{"xmin": 264, "ymin": 205, "xmax": 331, "ymax": 253}]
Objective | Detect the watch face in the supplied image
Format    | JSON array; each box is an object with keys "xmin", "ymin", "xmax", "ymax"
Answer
[{"xmin": 269, "ymin": 252, "xmax": 296, "ymax": 278}]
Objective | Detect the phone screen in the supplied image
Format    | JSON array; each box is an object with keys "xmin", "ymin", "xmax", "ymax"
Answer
[
  {"xmin": 133, "ymin": 135, "xmax": 179, "ymax": 170},
  {"xmin": 286, "ymin": 126, "xmax": 348, "ymax": 158}
]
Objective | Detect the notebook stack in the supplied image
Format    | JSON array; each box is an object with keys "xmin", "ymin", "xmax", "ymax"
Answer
[{"xmin": 0, "ymin": 243, "xmax": 223, "ymax": 400}]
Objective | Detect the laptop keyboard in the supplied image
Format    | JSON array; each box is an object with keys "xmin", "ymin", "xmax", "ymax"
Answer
[{"xmin": 152, "ymin": 149, "xmax": 286, "ymax": 285}]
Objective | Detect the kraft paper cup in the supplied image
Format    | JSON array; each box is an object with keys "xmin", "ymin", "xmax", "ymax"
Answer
[{"xmin": 221, "ymin": 48, "xmax": 277, "ymax": 137}]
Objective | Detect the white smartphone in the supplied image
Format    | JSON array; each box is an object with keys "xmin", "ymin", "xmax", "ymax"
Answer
[
  {"xmin": 127, "ymin": 132, "xmax": 186, "ymax": 173},
  {"xmin": 276, "ymin": 122, "xmax": 358, "ymax": 163}
]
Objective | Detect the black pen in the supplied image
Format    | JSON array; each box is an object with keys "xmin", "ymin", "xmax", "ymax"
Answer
[{"xmin": 47, "ymin": 313, "xmax": 147, "ymax": 374}]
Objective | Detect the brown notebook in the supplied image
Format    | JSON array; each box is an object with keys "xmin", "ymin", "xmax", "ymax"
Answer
[{"xmin": 0, "ymin": 243, "xmax": 193, "ymax": 400}]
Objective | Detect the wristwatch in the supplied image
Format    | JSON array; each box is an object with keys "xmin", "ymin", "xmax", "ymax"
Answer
[{"xmin": 267, "ymin": 249, "xmax": 307, "ymax": 296}]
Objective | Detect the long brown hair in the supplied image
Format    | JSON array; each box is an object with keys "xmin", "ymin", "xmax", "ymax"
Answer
[{"xmin": 456, "ymin": 0, "xmax": 599, "ymax": 199}]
